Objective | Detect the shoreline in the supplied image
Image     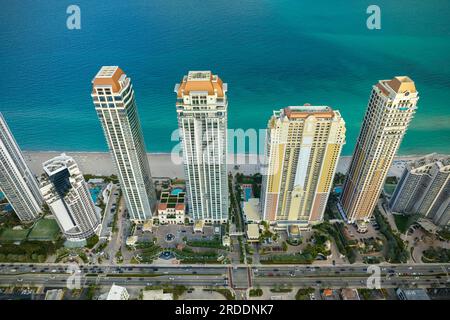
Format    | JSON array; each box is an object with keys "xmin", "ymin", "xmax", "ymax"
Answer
[{"xmin": 22, "ymin": 151, "xmax": 446, "ymax": 179}]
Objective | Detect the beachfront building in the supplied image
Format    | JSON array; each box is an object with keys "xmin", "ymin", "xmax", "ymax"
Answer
[
  {"xmin": 389, "ymin": 154, "xmax": 450, "ymax": 226},
  {"xmin": 340, "ymin": 76, "xmax": 419, "ymax": 223},
  {"xmin": 174, "ymin": 71, "xmax": 228, "ymax": 224},
  {"xmin": 156, "ymin": 191, "xmax": 187, "ymax": 224},
  {"xmin": 40, "ymin": 154, "xmax": 101, "ymax": 242},
  {"xmin": 92, "ymin": 66, "xmax": 156, "ymax": 222},
  {"xmin": 261, "ymin": 105, "xmax": 346, "ymax": 229},
  {"xmin": 0, "ymin": 113, "xmax": 43, "ymax": 222}
]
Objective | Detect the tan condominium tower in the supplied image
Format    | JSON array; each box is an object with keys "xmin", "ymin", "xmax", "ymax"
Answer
[
  {"xmin": 261, "ymin": 105, "xmax": 346, "ymax": 229},
  {"xmin": 340, "ymin": 76, "xmax": 419, "ymax": 223},
  {"xmin": 92, "ymin": 66, "xmax": 156, "ymax": 222},
  {"xmin": 174, "ymin": 71, "xmax": 228, "ymax": 224}
]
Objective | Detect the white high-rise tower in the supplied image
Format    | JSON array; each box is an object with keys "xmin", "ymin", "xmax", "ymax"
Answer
[
  {"xmin": 174, "ymin": 71, "xmax": 228, "ymax": 223},
  {"xmin": 40, "ymin": 154, "xmax": 101, "ymax": 241},
  {"xmin": 92, "ymin": 66, "xmax": 156, "ymax": 222},
  {"xmin": 0, "ymin": 113, "xmax": 42, "ymax": 222}
]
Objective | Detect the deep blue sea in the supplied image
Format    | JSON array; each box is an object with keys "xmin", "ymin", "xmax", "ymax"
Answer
[{"xmin": 0, "ymin": 0, "xmax": 449, "ymax": 155}]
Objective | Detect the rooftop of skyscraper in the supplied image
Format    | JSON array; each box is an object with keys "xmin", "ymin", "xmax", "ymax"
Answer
[
  {"xmin": 92, "ymin": 66, "xmax": 126, "ymax": 93},
  {"xmin": 377, "ymin": 76, "xmax": 417, "ymax": 96},
  {"xmin": 176, "ymin": 71, "xmax": 226, "ymax": 97},
  {"xmin": 281, "ymin": 105, "xmax": 335, "ymax": 119}
]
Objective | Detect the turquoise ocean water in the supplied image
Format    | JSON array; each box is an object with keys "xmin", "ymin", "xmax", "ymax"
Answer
[{"xmin": 0, "ymin": 0, "xmax": 449, "ymax": 155}]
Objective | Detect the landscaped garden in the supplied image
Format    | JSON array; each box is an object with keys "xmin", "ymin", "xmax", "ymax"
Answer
[
  {"xmin": 374, "ymin": 208, "xmax": 409, "ymax": 263},
  {"xmin": 422, "ymin": 247, "xmax": 450, "ymax": 263},
  {"xmin": 295, "ymin": 288, "xmax": 314, "ymax": 300},
  {"xmin": 393, "ymin": 213, "xmax": 420, "ymax": 234},
  {"xmin": 313, "ymin": 222, "xmax": 358, "ymax": 263}
]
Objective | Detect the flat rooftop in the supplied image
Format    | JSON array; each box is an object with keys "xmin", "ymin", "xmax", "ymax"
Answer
[
  {"xmin": 377, "ymin": 76, "xmax": 417, "ymax": 95},
  {"xmin": 92, "ymin": 66, "xmax": 126, "ymax": 93},
  {"xmin": 176, "ymin": 70, "xmax": 226, "ymax": 98},
  {"xmin": 246, "ymin": 223, "xmax": 260, "ymax": 239}
]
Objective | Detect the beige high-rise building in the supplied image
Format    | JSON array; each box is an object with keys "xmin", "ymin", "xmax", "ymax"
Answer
[
  {"xmin": 340, "ymin": 76, "xmax": 419, "ymax": 223},
  {"xmin": 261, "ymin": 105, "xmax": 346, "ymax": 229}
]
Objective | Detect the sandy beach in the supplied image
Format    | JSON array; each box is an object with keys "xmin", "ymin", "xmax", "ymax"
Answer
[{"xmin": 22, "ymin": 151, "xmax": 434, "ymax": 179}]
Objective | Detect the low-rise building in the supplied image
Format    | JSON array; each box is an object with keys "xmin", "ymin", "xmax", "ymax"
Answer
[
  {"xmin": 142, "ymin": 289, "xmax": 173, "ymax": 300},
  {"xmin": 246, "ymin": 223, "xmax": 260, "ymax": 242},
  {"xmin": 222, "ymin": 235, "xmax": 231, "ymax": 247},
  {"xmin": 396, "ymin": 288, "xmax": 430, "ymax": 300},
  {"xmin": 321, "ymin": 289, "xmax": 340, "ymax": 300},
  {"xmin": 194, "ymin": 220, "xmax": 204, "ymax": 233},
  {"xmin": 126, "ymin": 236, "xmax": 138, "ymax": 246},
  {"xmin": 45, "ymin": 289, "xmax": 64, "ymax": 300},
  {"xmin": 287, "ymin": 225, "xmax": 301, "ymax": 240},
  {"xmin": 142, "ymin": 220, "xmax": 153, "ymax": 232},
  {"xmin": 106, "ymin": 284, "xmax": 129, "ymax": 300},
  {"xmin": 156, "ymin": 191, "xmax": 186, "ymax": 224},
  {"xmin": 340, "ymin": 288, "xmax": 360, "ymax": 300},
  {"xmin": 356, "ymin": 221, "xmax": 368, "ymax": 233}
]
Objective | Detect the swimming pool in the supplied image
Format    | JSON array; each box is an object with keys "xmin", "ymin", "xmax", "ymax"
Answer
[
  {"xmin": 334, "ymin": 186, "xmax": 343, "ymax": 194},
  {"xmin": 89, "ymin": 187, "xmax": 101, "ymax": 203},
  {"xmin": 242, "ymin": 185, "xmax": 253, "ymax": 201},
  {"xmin": 171, "ymin": 188, "xmax": 183, "ymax": 195}
]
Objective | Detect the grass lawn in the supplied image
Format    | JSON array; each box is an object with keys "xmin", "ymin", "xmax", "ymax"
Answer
[
  {"xmin": 0, "ymin": 228, "xmax": 30, "ymax": 242},
  {"xmin": 28, "ymin": 218, "xmax": 60, "ymax": 241},
  {"xmin": 393, "ymin": 214, "xmax": 419, "ymax": 234}
]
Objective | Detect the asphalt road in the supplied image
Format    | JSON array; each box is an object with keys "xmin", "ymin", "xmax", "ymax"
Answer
[{"xmin": 1, "ymin": 263, "xmax": 449, "ymax": 289}]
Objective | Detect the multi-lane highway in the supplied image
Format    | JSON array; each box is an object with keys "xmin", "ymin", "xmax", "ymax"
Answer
[{"xmin": 1, "ymin": 263, "xmax": 449, "ymax": 290}]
